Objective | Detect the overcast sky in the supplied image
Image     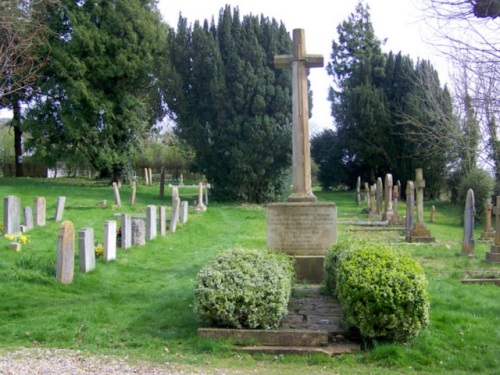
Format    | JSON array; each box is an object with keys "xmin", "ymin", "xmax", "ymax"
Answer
[{"xmin": 158, "ymin": 0, "xmax": 449, "ymax": 133}]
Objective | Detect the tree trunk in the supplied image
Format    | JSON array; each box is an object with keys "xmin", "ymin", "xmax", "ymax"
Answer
[{"xmin": 13, "ymin": 99, "xmax": 24, "ymax": 178}]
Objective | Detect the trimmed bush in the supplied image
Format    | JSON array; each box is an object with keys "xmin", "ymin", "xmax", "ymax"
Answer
[
  {"xmin": 457, "ymin": 168, "xmax": 494, "ymax": 223},
  {"xmin": 324, "ymin": 240, "xmax": 430, "ymax": 343},
  {"xmin": 194, "ymin": 248, "xmax": 295, "ymax": 329}
]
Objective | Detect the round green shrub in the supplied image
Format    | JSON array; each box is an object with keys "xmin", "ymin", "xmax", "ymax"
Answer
[
  {"xmin": 194, "ymin": 248, "xmax": 295, "ymax": 329},
  {"xmin": 324, "ymin": 240, "xmax": 430, "ymax": 343},
  {"xmin": 457, "ymin": 168, "xmax": 494, "ymax": 223}
]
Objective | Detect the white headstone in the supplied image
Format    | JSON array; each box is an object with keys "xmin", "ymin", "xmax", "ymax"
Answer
[
  {"xmin": 159, "ymin": 206, "xmax": 167, "ymax": 236},
  {"xmin": 170, "ymin": 197, "xmax": 181, "ymax": 232},
  {"xmin": 3, "ymin": 195, "xmax": 21, "ymax": 235},
  {"xmin": 146, "ymin": 205, "xmax": 157, "ymax": 241},
  {"xmin": 54, "ymin": 196, "xmax": 66, "ymax": 222},
  {"xmin": 79, "ymin": 227, "xmax": 95, "ymax": 273},
  {"xmin": 179, "ymin": 201, "xmax": 188, "ymax": 224},
  {"xmin": 121, "ymin": 214, "xmax": 132, "ymax": 249},
  {"xmin": 23, "ymin": 206, "xmax": 33, "ymax": 231},
  {"xmin": 104, "ymin": 220, "xmax": 117, "ymax": 261}
]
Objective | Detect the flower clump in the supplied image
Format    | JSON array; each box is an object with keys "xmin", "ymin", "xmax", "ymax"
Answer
[{"xmin": 94, "ymin": 243, "xmax": 104, "ymax": 259}]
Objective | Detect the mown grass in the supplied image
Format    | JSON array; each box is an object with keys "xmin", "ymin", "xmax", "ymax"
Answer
[{"xmin": 0, "ymin": 178, "xmax": 499, "ymax": 374}]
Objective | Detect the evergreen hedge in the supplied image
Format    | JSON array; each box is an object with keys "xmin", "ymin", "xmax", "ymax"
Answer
[
  {"xmin": 194, "ymin": 248, "xmax": 294, "ymax": 329},
  {"xmin": 324, "ymin": 240, "xmax": 430, "ymax": 343}
]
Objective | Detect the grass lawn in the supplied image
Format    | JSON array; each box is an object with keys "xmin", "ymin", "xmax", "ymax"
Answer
[{"xmin": 0, "ymin": 178, "xmax": 499, "ymax": 374}]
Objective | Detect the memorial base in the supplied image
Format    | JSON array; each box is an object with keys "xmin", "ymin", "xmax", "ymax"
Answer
[
  {"xmin": 485, "ymin": 245, "xmax": 500, "ymax": 263},
  {"xmin": 480, "ymin": 230, "xmax": 495, "ymax": 240},
  {"xmin": 294, "ymin": 256, "xmax": 324, "ymax": 283},
  {"xmin": 406, "ymin": 224, "xmax": 435, "ymax": 243}
]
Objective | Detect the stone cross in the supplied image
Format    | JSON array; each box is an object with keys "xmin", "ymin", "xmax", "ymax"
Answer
[
  {"xmin": 196, "ymin": 182, "xmax": 207, "ymax": 211},
  {"xmin": 480, "ymin": 198, "xmax": 495, "ymax": 239},
  {"xmin": 274, "ymin": 28, "xmax": 323, "ymax": 202},
  {"xmin": 382, "ymin": 174, "xmax": 393, "ymax": 221},
  {"xmin": 415, "ymin": 168, "xmax": 425, "ymax": 225},
  {"xmin": 56, "ymin": 221, "xmax": 75, "ymax": 284},
  {"xmin": 461, "ymin": 188, "xmax": 475, "ymax": 257}
]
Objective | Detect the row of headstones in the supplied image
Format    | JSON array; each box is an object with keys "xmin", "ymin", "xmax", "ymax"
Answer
[
  {"xmin": 355, "ymin": 174, "xmax": 401, "ymax": 224},
  {"xmin": 57, "ymin": 199, "xmax": 197, "ymax": 284},
  {"xmin": 3, "ymin": 196, "xmax": 66, "ymax": 235}
]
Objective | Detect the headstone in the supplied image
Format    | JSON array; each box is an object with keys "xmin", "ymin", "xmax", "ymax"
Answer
[
  {"xmin": 56, "ymin": 221, "xmax": 75, "ymax": 284},
  {"xmin": 54, "ymin": 196, "xmax": 66, "ymax": 222},
  {"xmin": 364, "ymin": 182, "xmax": 370, "ymax": 209},
  {"xmin": 204, "ymin": 186, "xmax": 209, "ymax": 206},
  {"xmin": 179, "ymin": 174, "xmax": 185, "ymax": 187},
  {"xmin": 369, "ymin": 184, "xmax": 376, "ymax": 215},
  {"xmin": 404, "ymin": 181, "xmax": 415, "ymax": 237},
  {"xmin": 34, "ymin": 197, "xmax": 46, "ymax": 226},
  {"xmin": 460, "ymin": 188, "xmax": 476, "ymax": 257},
  {"xmin": 78, "ymin": 227, "xmax": 95, "ymax": 273},
  {"xmin": 391, "ymin": 185, "xmax": 400, "ymax": 225},
  {"xmin": 144, "ymin": 168, "xmax": 149, "ymax": 186},
  {"xmin": 104, "ymin": 220, "xmax": 117, "ymax": 261},
  {"xmin": 406, "ymin": 168, "xmax": 435, "ymax": 242},
  {"xmin": 172, "ymin": 187, "xmax": 179, "ymax": 213},
  {"xmin": 121, "ymin": 214, "xmax": 132, "ymax": 249},
  {"xmin": 486, "ymin": 196, "xmax": 500, "ymax": 263},
  {"xmin": 146, "ymin": 205, "xmax": 157, "ymax": 241},
  {"xmin": 269, "ymin": 29, "xmax": 335, "ymax": 283},
  {"xmin": 113, "ymin": 182, "xmax": 121, "ymax": 207},
  {"xmin": 159, "ymin": 206, "xmax": 167, "ymax": 236},
  {"xmin": 3, "ymin": 196, "xmax": 21, "ymax": 235},
  {"xmin": 196, "ymin": 183, "xmax": 207, "ymax": 212},
  {"xmin": 480, "ymin": 198, "xmax": 495, "ymax": 239},
  {"xmin": 169, "ymin": 197, "xmax": 181, "ymax": 232},
  {"xmin": 430, "ymin": 205, "xmax": 436, "ymax": 223},
  {"xmin": 23, "ymin": 206, "xmax": 33, "ymax": 231},
  {"xmin": 130, "ymin": 181, "xmax": 137, "ymax": 205},
  {"xmin": 159, "ymin": 170, "xmax": 165, "ymax": 199},
  {"xmin": 355, "ymin": 177, "xmax": 361, "ymax": 206},
  {"xmin": 376, "ymin": 177, "xmax": 383, "ymax": 215},
  {"xmin": 382, "ymin": 174, "xmax": 393, "ymax": 221},
  {"xmin": 179, "ymin": 201, "xmax": 189, "ymax": 224},
  {"xmin": 148, "ymin": 168, "xmax": 153, "ymax": 186},
  {"xmin": 132, "ymin": 219, "xmax": 146, "ymax": 246}
]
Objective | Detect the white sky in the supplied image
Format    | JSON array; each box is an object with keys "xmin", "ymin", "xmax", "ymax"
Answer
[{"xmin": 157, "ymin": 0, "xmax": 449, "ymax": 133}]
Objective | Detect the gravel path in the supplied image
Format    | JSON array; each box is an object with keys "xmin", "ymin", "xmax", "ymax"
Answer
[{"xmin": 0, "ymin": 348, "xmax": 229, "ymax": 375}]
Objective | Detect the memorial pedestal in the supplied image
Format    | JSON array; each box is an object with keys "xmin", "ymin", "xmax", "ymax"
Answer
[
  {"xmin": 486, "ymin": 245, "xmax": 500, "ymax": 263},
  {"xmin": 405, "ymin": 223, "xmax": 435, "ymax": 243},
  {"xmin": 267, "ymin": 202, "xmax": 337, "ymax": 283}
]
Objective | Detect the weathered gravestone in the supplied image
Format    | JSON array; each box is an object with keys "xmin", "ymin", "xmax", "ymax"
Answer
[
  {"xmin": 485, "ymin": 196, "xmax": 500, "ymax": 263},
  {"xmin": 406, "ymin": 168, "xmax": 435, "ymax": 243},
  {"xmin": 121, "ymin": 214, "xmax": 132, "ymax": 249},
  {"xmin": 179, "ymin": 174, "xmax": 185, "ymax": 187},
  {"xmin": 369, "ymin": 184, "xmax": 376, "ymax": 215},
  {"xmin": 132, "ymin": 219, "xmax": 146, "ymax": 246},
  {"xmin": 364, "ymin": 182, "xmax": 370, "ymax": 209},
  {"xmin": 159, "ymin": 169, "xmax": 165, "ymax": 199},
  {"xmin": 392, "ymin": 185, "xmax": 400, "ymax": 225},
  {"xmin": 170, "ymin": 197, "xmax": 181, "ymax": 233},
  {"xmin": 159, "ymin": 206, "xmax": 167, "ymax": 236},
  {"xmin": 130, "ymin": 181, "xmax": 137, "ymax": 205},
  {"xmin": 34, "ymin": 197, "xmax": 46, "ymax": 226},
  {"xmin": 376, "ymin": 177, "xmax": 383, "ymax": 215},
  {"xmin": 113, "ymin": 182, "xmax": 121, "ymax": 207},
  {"xmin": 3, "ymin": 195, "xmax": 21, "ymax": 235},
  {"xmin": 54, "ymin": 196, "xmax": 66, "ymax": 222},
  {"xmin": 382, "ymin": 174, "xmax": 394, "ymax": 222},
  {"xmin": 460, "ymin": 188, "xmax": 475, "ymax": 257},
  {"xmin": 355, "ymin": 176, "xmax": 361, "ymax": 206},
  {"xmin": 24, "ymin": 206, "xmax": 33, "ymax": 231},
  {"xmin": 179, "ymin": 201, "xmax": 189, "ymax": 224},
  {"xmin": 404, "ymin": 181, "xmax": 415, "ymax": 237},
  {"xmin": 104, "ymin": 220, "xmax": 117, "ymax": 261},
  {"xmin": 267, "ymin": 29, "xmax": 336, "ymax": 283},
  {"xmin": 146, "ymin": 205, "xmax": 157, "ymax": 241},
  {"xmin": 480, "ymin": 198, "xmax": 495, "ymax": 239},
  {"xmin": 144, "ymin": 168, "xmax": 149, "ymax": 186},
  {"xmin": 171, "ymin": 187, "xmax": 180, "ymax": 224},
  {"xmin": 78, "ymin": 227, "xmax": 96, "ymax": 273},
  {"xmin": 148, "ymin": 168, "xmax": 153, "ymax": 186},
  {"xmin": 196, "ymin": 183, "xmax": 207, "ymax": 212},
  {"xmin": 430, "ymin": 205, "xmax": 436, "ymax": 223},
  {"xmin": 56, "ymin": 221, "xmax": 75, "ymax": 284}
]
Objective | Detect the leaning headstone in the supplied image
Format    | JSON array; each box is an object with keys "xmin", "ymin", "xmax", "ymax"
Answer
[
  {"xmin": 196, "ymin": 182, "xmax": 207, "ymax": 212},
  {"xmin": 179, "ymin": 201, "xmax": 188, "ymax": 224},
  {"xmin": 34, "ymin": 197, "xmax": 46, "ymax": 226},
  {"xmin": 355, "ymin": 177, "xmax": 361, "ymax": 206},
  {"xmin": 104, "ymin": 220, "xmax": 117, "ymax": 261},
  {"xmin": 144, "ymin": 168, "xmax": 149, "ymax": 186},
  {"xmin": 460, "ymin": 188, "xmax": 476, "ymax": 257},
  {"xmin": 406, "ymin": 168, "xmax": 435, "ymax": 243},
  {"xmin": 486, "ymin": 196, "xmax": 500, "ymax": 263},
  {"xmin": 169, "ymin": 197, "xmax": 181, "ymax": 232},
  {"xmin": 376, "ymin": 177, "xmax": 383, "ymax": 215},
  {"xmin": 54, "ymin": 196, "xmax": 66, "ymax": 222},
  {"xmin": 78, "ymin": 227, "xmax": 96, "ymax": 273},
  {"xmin": 130, "ymin": 181, "xmax": 137, "ymax": 205},
  {"xmin": 159, "ymin": 206, "xmax": 167, "ymax": 236},
  {"xmin": 121, "ymin": 214, "xmax": 132, "ymax": 249},
  {"xmin": 480, "ymin": 198, "xmax": 495, "ymax": 239},
  {"xmin": 23, "ymin": 206, "xmax": 33, "ymax": 231},
  {"xmin": 148, "ymin": 168, "xmax": 153, "ymax": 186},
  {"xmin": 56, "ymin": 221, "xmax": 75, "ymax": 284},
  {"xmin": 382, "ymin": 174, "xmax": 394, "ymax": 222},
  {"xmin": 113, "ymin": 182, "xmax": 121, "ymax": 207},
  {"xmin": 404, "ymin": 181, "xmax": 415, "ymax": 237},
  {"xmin": 146, "ymin": 205, "xmax": 157, "ymax": 241},
  {"xmin": 3, "ymin": 195, "xmax": 21, "ymax": 235},
  {"xmin": 132, "ymin": 219, "xmax": 146, "ymax": 246}
]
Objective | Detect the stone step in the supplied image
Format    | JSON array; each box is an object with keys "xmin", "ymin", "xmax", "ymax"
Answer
[{"xmin": 238, "ymin": 343, "xmax": 360, "ymax": 356}]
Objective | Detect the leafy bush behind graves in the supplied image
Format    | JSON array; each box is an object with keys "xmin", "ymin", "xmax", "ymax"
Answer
[
  {"xmin": 324, "ymin": 240, "xmax": 430, "ymax": 343},
  {"xmin": 194, "ymin": 248, "xmax": 294, "ymax": 329},
  {"xmin": 457, "ymin": 168, "xmax": 494, "ymax": 223}
]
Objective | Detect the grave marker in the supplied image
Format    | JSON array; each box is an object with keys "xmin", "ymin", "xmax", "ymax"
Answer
[
  {"xmin": 382, "ymin": 174, "xmax": 393, "ymax": 222},
  {"xmin": 430, "ymin": 205, "xmax": 436, "ymax": 223},
  {"xmin": 148, "ymin": 168, "xmax": 153, "ymax": 186},
  {"xmin": 78, "ymin": 227, "xmax": 96, "ymax": 273},
  {"xmin": 369, "ymin": 184, "xmax": 376, "ymax": 215},
  {"xmin": 24, "ymin": 206, "xmax": 33, "ymax": 231},
  {"xmin": 376, "ymin": 177, "xmax": 383, "ymax": 215},
  {"xmin": 355, "ymin": 176, "xmax": 361, "ymax": 206},
  {"xmin": 170, "ymin": 197, "xmax": 181, "ymax": 232},
  {"xmin": 146, "ymin": 205, "xmax": 157, "ymax": 241},
  {"xmin": 404, "ymin": 181, "xmax": 415, "ymax": 237},
  {"xmin": 196, "ymin": 183, "xmax": 207, "ymax": 212},
  {"xmin": 159, "ymin": 206, "xmax": 167, "ymax": 236},
  {"xmin": 392, "ymin": 185, "xmax": 400, "ymax": 225},
  {"xmin": 485, "ymin": 196, "xmax": 500, "ymax": 263},
  {"xmin": 364, "ymin": 182, "xmax": 370, "ymax": 209},
  {"xmin": 56, "ymin": 221, "xmax": 75, "ymax": 284},
  {"xmin": 159, "ymin": 170, "xmax": 165, "ymax": 199},
  {"xmin": 54, "ymin": 196, "xmax": 66, "ymax": 222},
  {"xmin": 3, "ymin": 196, "xmax": 21, "ymax": 235},
  {"xmin": 113, "ymin": 182, "xmax": 121, "ymax": 207},
  {"xmin": 460, "ymin": 188, "xmax": 475, "ymax": 257},
  {"xmin": 34, "ymin": 197, "xmax": 46, "ymax": 226},
  {"xmin": 121, "ymin": 214, "xmax": 132, "ymax": 249},
  {"xmin": 180, "ymin": 201, "xmax": 189, "ymax": 224},
  {"xmin": 104, "ymin": 220, "xmax": 117, "ymax": 261},
  {"xmin": 132, "ymin": 219, "xmax": 146, "ymax": 246},
  {"xmin": 130, "ymin": 181, "xmax": 137, "ymax": 205},
  {"xmin": 480, "ymin": 198, "xmax": 495, "ymax": 239},
  {"xmin": 144, "ymin": 168, "xmax": 149, "ymax": 186},
  {"xmin": 406, "ymin": 168, "xmax": 435, "ymax": 242}
]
